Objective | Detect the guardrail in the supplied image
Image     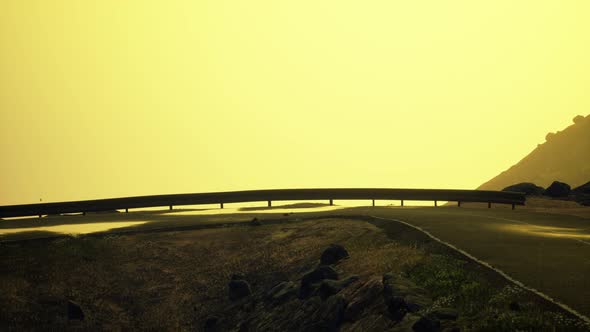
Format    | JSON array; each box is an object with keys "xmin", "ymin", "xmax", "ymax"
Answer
[{"xmin": 0, "ymin": 188, "xmax": 526, "ymax": 218}]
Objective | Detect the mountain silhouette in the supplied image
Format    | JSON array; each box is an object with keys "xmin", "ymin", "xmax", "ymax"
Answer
[{"xmin": 478, "ymin": 114, "xmax": 590, "ymax": 191}]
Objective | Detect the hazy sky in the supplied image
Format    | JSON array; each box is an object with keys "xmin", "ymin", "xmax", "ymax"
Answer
[{"xmin": 1, "ymin": 1, "xmax": 589, "ymax": 205}]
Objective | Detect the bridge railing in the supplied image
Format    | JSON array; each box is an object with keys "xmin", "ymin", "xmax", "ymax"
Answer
[{"xmin": 0, "ymin": 188, "xmax": 526, "ymax": 218}]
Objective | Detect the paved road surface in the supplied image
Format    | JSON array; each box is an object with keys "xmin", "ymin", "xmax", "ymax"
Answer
[{"xmin": 364, "ymin": 206, "xmax": 590, "ymax": 318}]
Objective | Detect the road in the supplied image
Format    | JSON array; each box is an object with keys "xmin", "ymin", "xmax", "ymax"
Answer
[{"xmin": 363, "ymin": 206, "xmax": 590, "ymax": 319}]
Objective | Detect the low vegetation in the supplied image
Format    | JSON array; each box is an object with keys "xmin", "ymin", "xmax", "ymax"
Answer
[{"xmin": 1, "ymin": 217, "xmax": 588, "ymax": 331}]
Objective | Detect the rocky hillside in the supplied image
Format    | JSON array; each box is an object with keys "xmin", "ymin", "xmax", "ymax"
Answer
[{"xmin": 479, "ymin": 114, "xmax": 590, "ymax": 191}]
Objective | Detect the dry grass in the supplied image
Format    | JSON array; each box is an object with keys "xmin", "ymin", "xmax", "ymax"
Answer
[{"xmin": 0, "ymin": 218, "xmax": 423, "ymax": 330}]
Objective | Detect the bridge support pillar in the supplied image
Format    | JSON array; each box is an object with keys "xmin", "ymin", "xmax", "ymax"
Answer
[
  {"xmin": 39, "ymin": 214, "xmax": 42, "ymax": 218},
  {"xmin": 220, "ymin": 203, "xmax": 224, "ymax": 209},
  {"xmin": 169, "ymin": 205, "xmax": 173, "ymax": 210},
  {"xmin": 401, "ymin": 200, "xmax": 404, "ymax": 207},
  {"xmin": 434, "ymin": 200, "xmax": 438, "ymax": 207},
  {"xmin": 268, "ymin": 200, "xmax": 272, "ymax": 207},
  {"xmin": 372, "ymin": 199, "xmax": 375, "ymax": 207},
  {"xmin": 458, "ymin": 201, "xmax": 461, "ymax": 207},
  {"xmin": 125, "ymin": 208, "xmax": 128, "ymax": 213},
  {"xmin": 329, "ymin": 199, "xmax": 333, "ymax": 206},
  {"xmin": 488, "ymin": 202, "xmax": 491, "ymax": 209}
]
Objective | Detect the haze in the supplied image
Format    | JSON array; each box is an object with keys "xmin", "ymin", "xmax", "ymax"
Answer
[{"xmin": 1, "ymin": 1, "xmax": 589, "ymax": 205}]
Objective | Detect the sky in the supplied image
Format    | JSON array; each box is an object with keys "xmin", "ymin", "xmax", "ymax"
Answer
[{"xmin": 1, "ymin": 1, "xmax": 589, "ymax": 205}]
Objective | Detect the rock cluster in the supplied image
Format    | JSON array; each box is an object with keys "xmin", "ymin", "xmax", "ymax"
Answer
[
  {"xmin": 544, "ymin": 181, "xmax": 571, "ymax": 198},
  {"xmin": 228, "ymin": 274, "xmax": 252, "ymax": 301},
  {"xmin": 502, "ymin": 183, "xmax": 545, "ymax": 196},
  {"xmin": 502, "ymin": 180, "xmax": 590, "ymax": 205},
  {"xmin": 213, "ymin": 244, "xmax": 461, "ymax": 332}
]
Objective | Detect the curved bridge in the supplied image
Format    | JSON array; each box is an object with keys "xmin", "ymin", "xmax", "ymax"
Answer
[{"xmin": 0, "ymin": 188, "xmax": 525, "ymax": 218}]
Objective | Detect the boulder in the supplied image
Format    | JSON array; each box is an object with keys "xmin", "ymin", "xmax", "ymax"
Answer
[
  {"xmin": 382, "ymin": 274, "xmax": 432, "ymax": 320},
  {"xmin": 413, "ymin": 315, "xmax": 441, "ymax": 332},
  {"xmin": 386, "ymin": 296, "xmax": 407, "ymax": 322},
  {"xmin": 231, "ymin": 273, "xmax": 246, "ymax": 281},
  {"xmin": 229, "ymin": 280, "xmax": 252, "ymax": 301},
  {"xmin": 67, "ymin": 300, "xmax": 84, "ymax": 320},
  {"xmin": 509, "ymin": 301, "xmax": 521, "ymax": 312},
  {"xmin": 573, "ymin": 181, "xmax": 590, "ymax": 195},
  {"xmin": 300, "ymin": 265, "xmax": 339, "ymax": 298},
  {"xmin": 544, "ymin": 181, "xmax": 571, "ymax": 197},
  {"xmin": 250, "ymin": 218, "xmax": 262, "ymax": 226},
  {"xmin": 502, "ymin": 183, "xmax": 544, "ymax": 196},
  {"xmin": 318, "ymin": 275, "xmax": 360, "ymax": 300},
  {"xmin": 320, "ymin": 244, "xmax": 350, "ymax": 265},
  {"xmin": 204, "ymin": 316, "xmax": 219, "ymax": 332}
]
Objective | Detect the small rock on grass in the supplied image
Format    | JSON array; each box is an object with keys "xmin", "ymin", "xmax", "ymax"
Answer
[
  {"xmin": 231, "ymin": 273, "xmax": 246, "ymax": 281},
  {"xmin": 413, "ymin": 315, "xmax": 441, "ymax": 332},
  {"xmin": 509, "ymin": 301, "xmax": 521, "ymax": 312},
  {"xmin": 204, "ymin": 316, "xmax": 218, "ymax": 332},
  {"xmin": 67, "ymin": 300, "xmax": 84, "ymax": 320},
  {"xmin": 229, "ymin": 280, "xmax": 252, "ymax": 301},
  {"xmin": 300, "ymin": 265, "xmax": 339, "ymax": 298},
  {"xmin": 320, "ymin": 244, "xmax": 349, "ymax": 265}
]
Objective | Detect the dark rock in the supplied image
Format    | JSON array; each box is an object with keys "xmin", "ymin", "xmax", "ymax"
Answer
[
  {"xmin": 502, "ymin": 183, "xmax": 545, "ymax": 196},
  {"xmin": 344, "ymin": 277, "xmax": 383, "ymax": 321},
  {"xmin": 509, "ymin": 301, "xmax": 521, "ymax": 312},
  {"xmin": 320, "ymin": 244, "xmax": 349, "ymax": 265},
  {"xmin": 229, "ymin": 280, "xmax": 252, "ymax": 301},
  {"xmin": 573, "ymin": 181, "xmax": 590, "ymax": 195},
  {"xmin": 413, "ymin": 315, "xmax": 441, "ymax": 332},
  {"xmin": 386, "ymin": 296, "xmax": 407, "ymax": 322},
  {"xmin": 383, "ymin": 273, "xmax": 395, "ymax": 282},
  {"xmin": 431, "ymin": 308, "xmax": 459, "ymax": 321},
  {"xmin": 544, "ymin": 181, "xmax": 571, "ymax": 197},
  {"xmin": 318, "ymin": 275, "xmax": 359, "ymax": 300},
  {"xmin": 204, "ymin": 316, "xmax": 218, "ymax": 332},
  {"xmin": 250, "ymin": 218, "xmax": 262, "ymax": 226},
  {"xmin": 67, "ymin": 300, "xmax": 84, "ymax": 320},
  {"xmin": 383, "ymin": 274, "xmax": 432, "ymax": 320},
  {"xmin": 267, "ymin": 281, "xmax": 298, "ymax": 302},
  {"xmin": 231, "ymin": 273, "xmax": 246, "ymax": 281},
  {"xmin": 238, "ymin": 320, "xmax": 250, "ymax": 332},
  {"xmin": 300, "ymin": 265, "xmax": 339, "ymax": 298}
]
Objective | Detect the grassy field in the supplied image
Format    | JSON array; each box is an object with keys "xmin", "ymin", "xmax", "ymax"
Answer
[{"xmin": 1, "ymin": 205, "xmax": 590, "ymax": 330}]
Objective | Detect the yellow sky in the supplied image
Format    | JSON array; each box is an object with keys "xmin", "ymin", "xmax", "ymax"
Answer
[{"xmin": 1, "ymin": 1, "xmax": 589, "ymax": 205}]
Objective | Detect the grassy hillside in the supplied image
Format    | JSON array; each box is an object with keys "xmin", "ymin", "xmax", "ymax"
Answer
[{"xmin": 479, "ymin": 114, "xmax": 590, "ymax": 190}]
